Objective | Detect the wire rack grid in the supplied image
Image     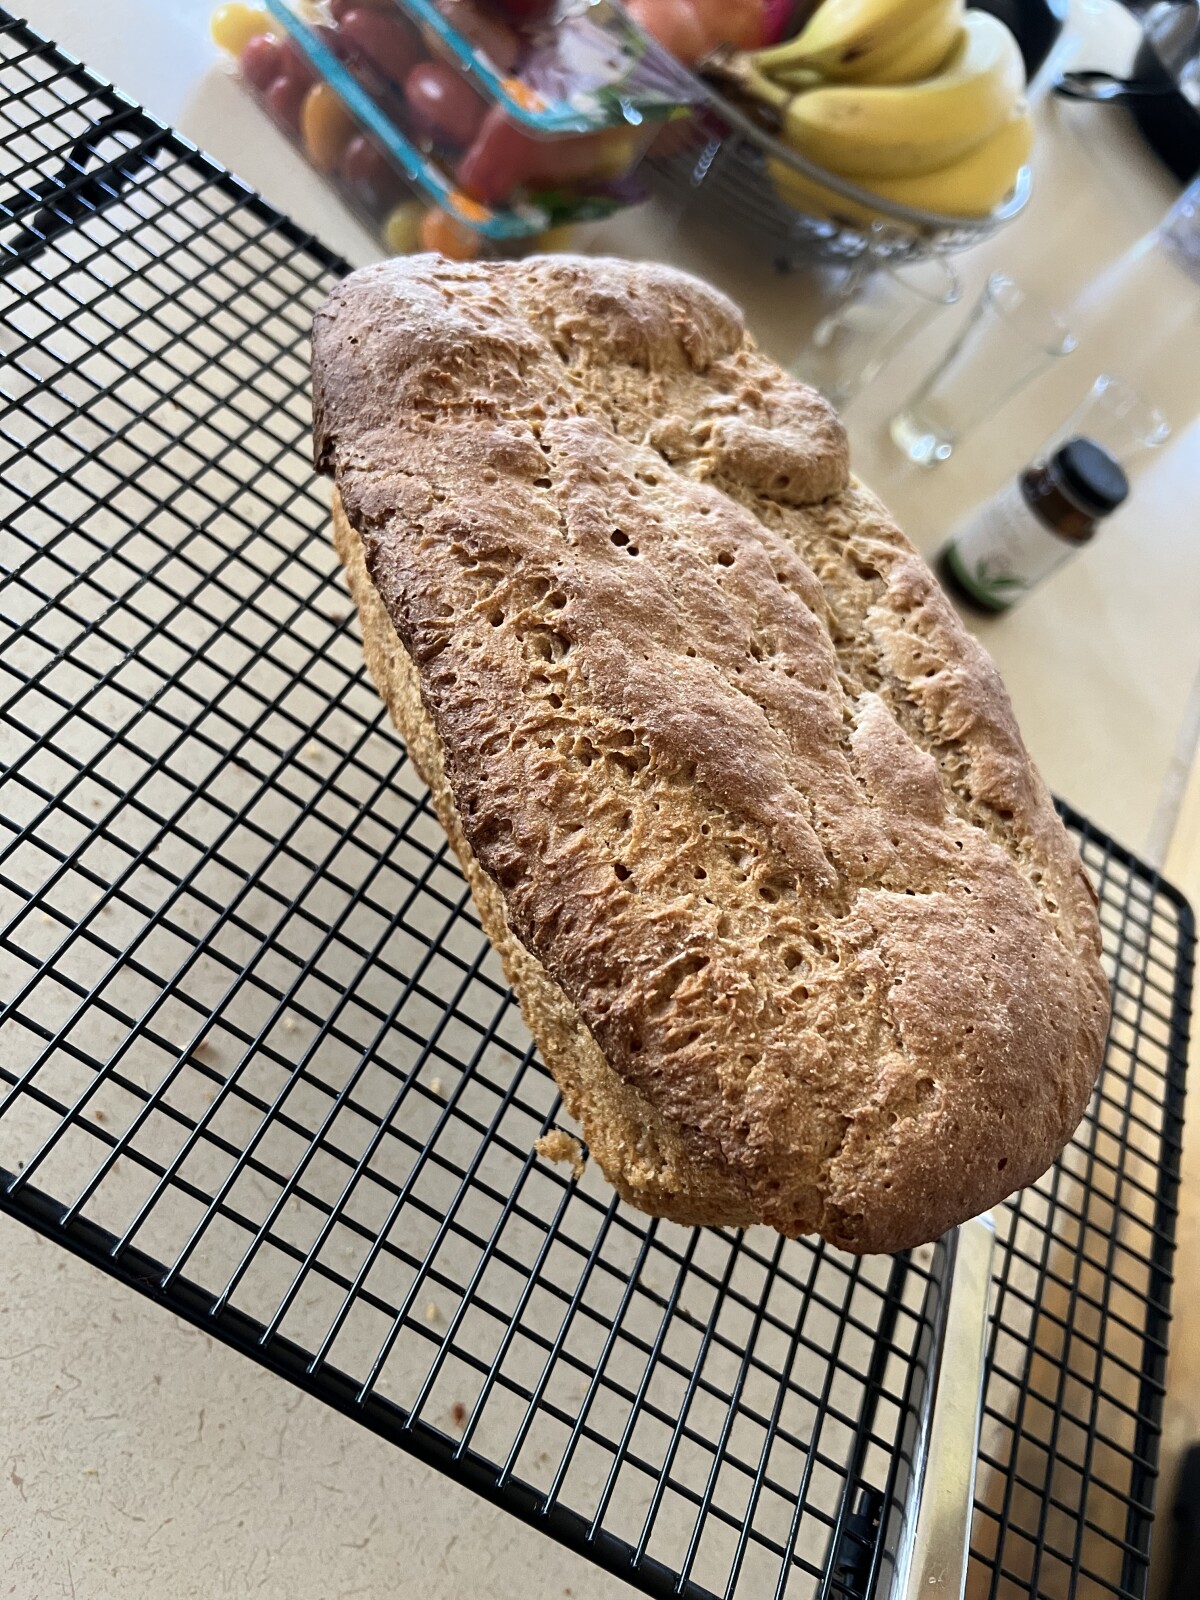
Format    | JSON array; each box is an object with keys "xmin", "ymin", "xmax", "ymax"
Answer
[{"xmin": 0, "ymin": 12, "xmax": 1192, "ymax": 1600}]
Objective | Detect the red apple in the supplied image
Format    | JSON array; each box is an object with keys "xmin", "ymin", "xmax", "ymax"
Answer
[{"xmin": 626, "ymin": 0, "xmax": 708, "ymax": 65}]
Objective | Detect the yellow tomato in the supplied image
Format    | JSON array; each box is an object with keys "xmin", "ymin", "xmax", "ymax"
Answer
[
  {"xmin": 418, "ymin": 207, "xmax": 482, "ymax": 261},
  {"xmin": 383, "ymin": 201, "xmax": 425, "ymax": 255},
  {"xmin": 301, "ymin": 82, "xmax": 357, "ymax": 174},
  {"xmin": 210, "ymin": 3, "xmax": 272, "ymax": 55},
  {"xmin": 534, "ymin": 224, "xmax": 576, "ymax": 253}
]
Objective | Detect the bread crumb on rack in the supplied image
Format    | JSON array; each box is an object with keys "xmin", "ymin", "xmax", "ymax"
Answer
[{"xmin": 535, "ymin": 1131, "xmax": 586, "ymax": 1181}]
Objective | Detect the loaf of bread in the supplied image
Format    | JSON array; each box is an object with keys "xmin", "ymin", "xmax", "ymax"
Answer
[{"xmin": 312, "ymin": 255, "xmax": 1108, "ymax": 1254}]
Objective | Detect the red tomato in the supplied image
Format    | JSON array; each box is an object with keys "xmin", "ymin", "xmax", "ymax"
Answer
[
  {"xmin": 405, "ymin": 61, "xmax": 487, "ymax": 149},
  {"xmin": 334, "ymin": 6, "xmax": 423, "ymax": 83},
  {"xmin": 647, "ymin": 115, "xmax": 696, "ymax": 160},
  {"xmin": 456, "ymin": 107, "xmax": 539, "ymax": 205},
  {"xmin": 264, "ymin": 74, "xmax": 309, "ymax": 133},
  {"xmin": 437, "ymin": 0, "xmax": 521, "ymax": 72},
  {"xmin": 486, "ymin": 0, "xmax": 555, "ymax": 22},
  {"xmin": 339, "ymin": 133, "xmax": 408, "ymax": 216},
  {"xmin": 240, "ymin": 34, "xmax": 283, "ymax": 91},
  {"xmin": 278, "ymin": 37, "xmax": 318, "ymax": 93}
]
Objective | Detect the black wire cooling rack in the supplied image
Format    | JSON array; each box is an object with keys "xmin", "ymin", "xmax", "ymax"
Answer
[{"xmin": 0, "ymin": 12, "xmax": 1193, "ymax": 1599}]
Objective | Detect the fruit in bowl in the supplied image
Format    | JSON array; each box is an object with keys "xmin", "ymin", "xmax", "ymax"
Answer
[
  {"xmin": 710, "ymin": 0, "xmax": 1034, "ymax": 223},
  {"xmin": 627, "ymin": 0, "xmax": 770, "ymax": 65}
]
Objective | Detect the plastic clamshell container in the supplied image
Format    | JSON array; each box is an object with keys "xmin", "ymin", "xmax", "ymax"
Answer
[
  {"xmin": 221, "ymin": 0, "xmax": 697, "ymax": 243},
  {"xmin": 395, "ymin": 0, "xmax": 703, "ymax": 133}
]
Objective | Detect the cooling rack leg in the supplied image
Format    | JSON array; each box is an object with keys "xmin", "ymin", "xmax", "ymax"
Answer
[{"xmin": 895, "ymin": 1215, "xmax": 995, "ymax": 1600}]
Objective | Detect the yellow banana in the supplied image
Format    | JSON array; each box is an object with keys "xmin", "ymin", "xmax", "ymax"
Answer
[
  {"xmin": 770, "ymin": 11, "xmax": 1025, "ymax": 178},
  {"xmin": 767, "ymin": 105, "xmax": 1033, "ymax": 223},
  {"xmin": 767, "ymin": 64, "xmax": 825, "ymax": 89},
  {"xmin": 756, "ymin": 0, "xmax": 963, "ymax": 84},
  {"xmin": 752, "ymin": 0, "xmax": 949, "ymax": 78},
  {"xmin": 848, "ymin": 0, "xmax": 965, "ymax": 83},
  {"xmin": 873, "ymin": 104, "xmax": 1032, "ymax": 211}
]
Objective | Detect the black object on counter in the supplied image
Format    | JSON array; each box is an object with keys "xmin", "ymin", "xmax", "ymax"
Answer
[
  {"xmin": 1130, "ymin": 23, "xmax": 1200, "ymax": 181},
  {"xmin": 976, "ymin": 0, "xmax": 1067, "ymax": 81},
  {"xmin": 1056, "ymin": 0, "xmax": 1200, "ymax": 184},
  {"xmin": 1166, "ymin": 1445, "xmax": 1200, "ymax": 1600}
]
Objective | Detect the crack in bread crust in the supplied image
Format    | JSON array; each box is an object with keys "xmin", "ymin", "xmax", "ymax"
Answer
[
  {"xmin": 333, "ymin": 495, "xmax": 756, "ymax": 1228},
  {"xmin": 313, "ymin": 255, "xmax": 1109, "ymax": 1253}
]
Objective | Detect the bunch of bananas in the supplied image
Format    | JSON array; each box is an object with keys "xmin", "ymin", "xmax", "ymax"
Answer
[{"xmin": 730, "ymin": 0, "xmax": 1032, "ymax": 224}]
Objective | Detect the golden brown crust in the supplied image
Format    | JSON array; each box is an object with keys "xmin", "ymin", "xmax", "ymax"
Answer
[
  {"xmin": 333, "ymin": 494, "xmax": 756, "ymax": 1230},
  {"xmin": 534, "ymin": 1130, "xmax": 588, "ymax": 1179},
  {"xmin": 314, "ymin": 255, "xmax": 1109, "ymax": 1253}
]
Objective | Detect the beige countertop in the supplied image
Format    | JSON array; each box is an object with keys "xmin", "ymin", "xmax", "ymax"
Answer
[{"xmin": 2, "ymin": 0, "xmax": 1198, "ymax": 1595}]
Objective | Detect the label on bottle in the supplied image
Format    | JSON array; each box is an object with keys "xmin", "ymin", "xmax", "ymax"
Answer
[{"xmin": 943, "ymin": 481, "xmax": 1077, "ymax": 611}]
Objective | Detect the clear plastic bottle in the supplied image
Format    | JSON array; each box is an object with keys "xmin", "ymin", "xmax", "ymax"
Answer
[{"xmin": 938, "ymin": 437, "xmax": 1129, "ymax": 613}]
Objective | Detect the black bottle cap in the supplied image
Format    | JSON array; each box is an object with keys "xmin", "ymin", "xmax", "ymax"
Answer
[{"xmin": 1051, "ymin": 437, "xmax": 1129, "ymax": 518}]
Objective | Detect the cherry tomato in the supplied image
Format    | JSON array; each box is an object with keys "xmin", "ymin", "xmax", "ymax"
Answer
[
  {"xmin": 535, "ymin": 223, "xmax": 576, "ymax": 251},
  {"xmin": 383, "ymin": 200, "xmax": 425, "ymax": 254},
  {"xmin": 418, "ymin": 207, "xmax": 482, "ymax": 261},
  {"xmin": 647, "ymin": 114, "xmax": 696, "ymax": 160},
  {"xmin": 211, "ymin": 4, "xmax": 273, "ymax": 55},
  {"xmin": 405, "ymin": 61, "xmax": 487, "ymax": 149},
  {"xmin": 278, "ymin": 37, "xmax": 319, "ymax": 92},
  {"xmin": 301, "ymin": 81, "xmax": 358, "ymax": 173},
  {"xmin": 265, "ymin": 73, "xmax": 309, "ymax": 133},
  {"xmin": 456, "ymin": 106, "xmax": 538, "ymax": 204},
  {"xmin": 240, "ymin": 34, "xmax": 283, "ymax": 91},
  {"xmin": 334, "ymin": 7, "xmax": 423, "ymax": 83},
  {"xmin": 525, "ymin": 128, "xmax": 638, "ymax": 186},
  {"xmin": 486, "ymin": 0, "xmax": 556, "ymax": 23},
  {"xmin": 435, "ymin": 0, "xmax": 521, "ymax": 71},
  {"xmin": 339, "ymin": 133, "xmax": 408, "ymax": 216}
]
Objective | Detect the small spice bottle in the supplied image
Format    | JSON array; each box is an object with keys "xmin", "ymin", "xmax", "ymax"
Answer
[{"xmin": 938, "ymin": 437, "xmax": 1129, "ymax": 613}]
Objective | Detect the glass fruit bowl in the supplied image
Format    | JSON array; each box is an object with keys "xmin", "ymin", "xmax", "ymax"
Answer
[{"xmin": 640, "ymin": 20, "xmax": 1034, "ymax": 267}]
